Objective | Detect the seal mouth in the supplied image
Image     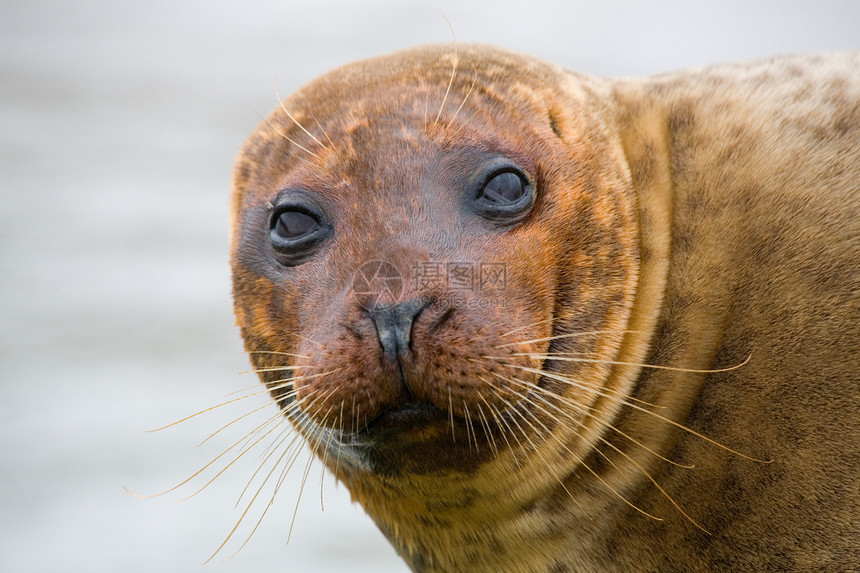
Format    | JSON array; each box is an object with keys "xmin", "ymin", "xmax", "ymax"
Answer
[
  {"xmin": 359, "ymin": 403, "xmax": 450, "ymax": 442},
  {"xmin": 337, "ymin": 402, "xmax": 495, "ymax": 475}
]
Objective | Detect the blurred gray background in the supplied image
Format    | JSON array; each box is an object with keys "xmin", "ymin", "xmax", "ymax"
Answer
[{"xmin": 1, "ymin": 1, "xmax": 857, "ymax": 571}]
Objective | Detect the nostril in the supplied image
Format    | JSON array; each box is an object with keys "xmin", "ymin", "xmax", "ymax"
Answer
[{"xmin": 367, "ymin": 299, "xmax": 428, "ymax": 362}]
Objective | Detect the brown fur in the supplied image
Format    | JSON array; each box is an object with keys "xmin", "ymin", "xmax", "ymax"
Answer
[{"xmin": 230, "ymin": 45, "xmax": 859, "ymax": 571}]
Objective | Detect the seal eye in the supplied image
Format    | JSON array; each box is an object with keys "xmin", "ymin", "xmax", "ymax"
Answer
[
  {"xmin": 471, "ymin": 164, "xmax": 534, "ymax": 224},
  {"xmin": 268, "ymin": 200, "xmax": 331, "ymax": 265},
  {"xmin": 274, "ymin": 210, "xmax": 318, "ymax": 239},
  {"xmin": 481, "ymin": 171, "xmax": 527, "ymax": 204}
]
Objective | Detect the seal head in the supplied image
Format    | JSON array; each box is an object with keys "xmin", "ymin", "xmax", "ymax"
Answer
[{"xmin": 231, "ymin": 45, "xmax": 642, "ymax": 480}]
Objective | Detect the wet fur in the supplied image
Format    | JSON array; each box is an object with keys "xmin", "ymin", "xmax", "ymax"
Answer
[{"xmin": 230, "ymin": 46, "xmax": 859, "ymax": 571}]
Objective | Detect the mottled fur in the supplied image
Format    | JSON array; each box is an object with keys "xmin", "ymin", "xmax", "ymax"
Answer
[{"xmin": 230, "ymin": 46, "xmax": 859, "ymax": 571}]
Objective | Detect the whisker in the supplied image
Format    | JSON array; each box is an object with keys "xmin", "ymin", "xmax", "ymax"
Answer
[
  {"xmin": 513, "ymin": 390, "xmax": 664, "ymax": 522},
  {"xmin": 499, "ymin": 317, "xmax": 556, "ymax": 338},
  {"xmin": 135, "ymin": 418, "xmax": 282, "ymax": 503},
  {"xmin": 309, "ymin": 110, "xmax": 338, "ymax": 154},
  {"xmin": 447, "ymin": 62, "xmax": 477, "ymax": 128},
  {"xmin": 256, "ymin": 110, "xmax": 322, "ymax": 166},
  {"xmin": 255, "ymin": 368, "xmax": 342, "ymax": 406},
  {"xmin": 469, "ymin": 357, "xmax": 661, "ymax": 409},
  {"xmin": 235, "ymin": 385, "xmax": 313, "ymax": 459},
  {"xmin": 515, "ymin": 379, "xmax": 704, "ymax": 531},
  {"xmin": 434, "ymin": 17, "xmax": 458, "ymax": 125},
  {"xmin": 475, "ymin": 402, "xmax": 498, "ymax": 457},
  {"xmin": 248, "ymin": 350, "xmax": 314, "ymax": 358},
  {"xmin": 275, "ymin": 84, "xmax": 329, "ymax": 151},
  {"xmin": 240, "ymin": 364, "xmax": 308, "ymax": 375},
  {"xmin": 298, "ymin": 334, "xmax": 325, "ymax": 349},
  {"xmin": 199, "ymin": 396, "xmax": 293, "ymax": 447},
  {"xmin": 205, "ymin": 420, "xmax": 304, "ymax": 564},
  {"xmin": 228, "ymin": 438, "xmax": 307, "ymax": 559},
  {"xmin": 517, "ymin": 391, "xmax": 637, "ymax": 481},
  {"xmin": 313, "ymin": 406, "xmax": 338, "ymax": 512},
  {"xmin": 489, "ymin": 388, "xmax": 541, "ymax": 456},
  {"xmin": 333, "ymin": 407, "xmax": 345, "ymax": 481},
  {"xmin": 448, "ymin": 387, "xmax": 456, "ymax": 443},
  {"xmin": 485, "ymin": 400, "xmax": 515, "ymax": 454},
  {"xmin": 234, "ymin": 421, "xmax": 302, "ymax": 508},
  {"xmin": 223, "ymin": 381, "xmax": 276, "ymax": 398},
  {"xmin": 495, "ymin": 330, "xmax": 638, "ymax": 348},
  {"xmin": 286, "ymin": 425, "xmax": 321, "ymax": 544},
  {"xmin": 128, "ymin": 405, "xmax": 296, "ymax": 500},
  {"xmin": 148, "ymin": 365, "xmax": 339, "ymax": 433},
  {"xmin": 145, "ymin": 388, "xmax": 275, "ymax": 432},
  {"xmin": 488, "ymin": 388, "xmax": 587, "ymax": 513},
  {"xmin": 497, "ymin": 361, "xmax": 770, "ymax": 463},
  {"xmin": 238, "ymin": 389, "xmax": 335, "ymax": 505},
  {"xmin": 215, "ymin": 386, "xmax": 339, "ymax": 561},
  {"xmin": 462, "ymin": 400, "xmax": 478, "ymax": 453},
  {"xmin": 507, "ymin": 353, "xmax": 753, "ymax": 375},
  {"xmin": 178, "ymin": 409, "xmax": 295, "ymax": 502},
  {"xmin": 598, "ymin": 429, "xmax": 710, "ymax": 533},
  {"xmin": 509, "ymin": 374, "xmax": 694, "ymax": 470}
]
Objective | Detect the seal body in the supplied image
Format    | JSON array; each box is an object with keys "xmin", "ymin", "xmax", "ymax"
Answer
[{"xmin": 230, "ymin": 46, "xmax": 859, "ymax": 572}]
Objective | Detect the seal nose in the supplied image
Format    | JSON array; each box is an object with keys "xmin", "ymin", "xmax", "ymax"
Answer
[{"xmin": 368, "ymin": 300, "xmax": 425, "ymax": 362}]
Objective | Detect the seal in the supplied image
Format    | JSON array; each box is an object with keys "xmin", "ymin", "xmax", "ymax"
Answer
[{"xmin": 229, "ymin": 45, "xmax": 859, "ymax": 572}]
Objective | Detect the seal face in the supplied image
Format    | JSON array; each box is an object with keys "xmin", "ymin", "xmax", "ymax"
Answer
[
  {"xmin": 230, "ymin": 45, "xmax": 860, "ymax": 572},
  {"xmin": 232, "ymin": 46, "xmax": 641, "ymax": 479}
]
